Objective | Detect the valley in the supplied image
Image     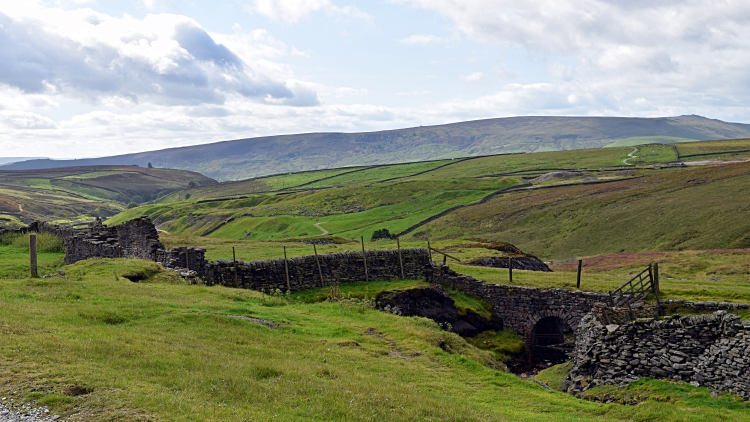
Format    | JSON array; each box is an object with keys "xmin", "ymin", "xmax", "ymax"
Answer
[
  {"xmin": 2, "ymin": 135, "xmax": 750, "ymax": 421},
  {"xmin": 106, "ymin": 139, "xmax": 750, "ymax": 262},
  {"xmin": 0, "ymin": 166, "xmax": 216, "ymax": 226}
]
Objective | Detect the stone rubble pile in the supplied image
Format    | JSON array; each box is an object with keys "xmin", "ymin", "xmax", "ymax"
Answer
[
  {"xmin": 564, "ymin": 309, "xmax": 750, "ymax": 400},
  {"xmin": 0, "ymin": 398, "xmax": 65, "ymax": 422}
]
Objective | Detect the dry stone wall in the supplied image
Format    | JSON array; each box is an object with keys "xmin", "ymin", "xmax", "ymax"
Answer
[
  {"xmin": 63, "ymin": 217, "xmax": 164, "ymax": 265},
  {"xmin": 593, "ymin": 299, "xmax": 750, "ymax": 325},
  {"xmin": 565, "ymin": 308, "xmax": 750, "ymax": 400},
  {"xmin": 433, "ymin": 265, "xmax": 611, "ymax": 339},
  {"xmin": 0, "ymin": 221, "xmax": 78, "ymax": 239},
  {"xmin": 199, "ymin": 248, "xmax": 430, "ymax": 292},
  {"xmin": 154, "ymin": 246, "xmax": 208, "ymax": 274},
  {"xmin": 7, "ymin": 216, "xmax": 430, "ymax": 293}
]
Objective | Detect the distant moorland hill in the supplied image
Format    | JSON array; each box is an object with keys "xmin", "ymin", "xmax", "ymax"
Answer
[
  {"xmin": 0, "ymin": 165, "xmax": 216, "ymax": 226},
  {"xmin": 4, "ymin": 115, "xmax": 750, "ymax": 181}
]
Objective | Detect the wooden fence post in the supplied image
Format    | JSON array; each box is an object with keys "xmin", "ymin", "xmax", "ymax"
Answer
[
  {"xmin": 313, "ymin": 243, "xmax": 325, "ymax": 287},
  {"xmin": 29, "ymin": 233, "xmax": 38, "ymax": 278},
  {"xmin": 652, "ymin": 262, "xmax": 663, "ymax": 315},
  {"xmin": 185, "ymin": 247, "xmax": 190, "ymax": 272},
  {"xmin": 232, "ymin": 247, "xmax": 238, "ymax": 286},
  {"xmin": 283, "ymin": 246, "xmax": 291, "ymax": 291},
  {"xmin": 508, "ymin": 257, "xmax": 512, "ymax": 283},
  {"xmin": 397, "ymin": 237, "xmax": 404, "ymax": 279},
  {"xmin": 361, "ymin": 236, "xmax": 369, "ymax": 282},
  {"xmin": 576, "ymin": 259, "xmax": 583, "ymax": 289},
  {"xmin": 427, "ymin": 240, "xmax": 432, "ymax": 262}
]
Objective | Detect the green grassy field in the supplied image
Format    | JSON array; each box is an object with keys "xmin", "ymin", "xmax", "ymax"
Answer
[
  {"xmin": 110, "ymin": 145, "xmax": 659, "ymax": 242},
  {"xmin": 111, "ymin": 177, "xmax": 518, "ymax": 241},
  {"xmin": 675, "ymin": 138, "xmax": 750, "ymax": 160},
  {"xmin": 0, "ymin": 246, "xmax": 64, "ymax": 279},
  {"xmin": 624, "ymin": 144, "xmax": 678, "ymax": 165},
  {"xmin": 0, "ymin": 166, "xmax": 216, "ymax": 225},
  {"xmin": 2, "ymin": 254, "xmax": 749, "ymax": 421},
  {"xmin": 301, "ymin": 160, "xmax": 457, "ymax": 189}
]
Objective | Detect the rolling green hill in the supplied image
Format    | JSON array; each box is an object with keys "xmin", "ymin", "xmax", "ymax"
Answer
[
  {"xmin": 108, "ymin": 138, "xmax": 750, "ymax": 261},
  {"xmin": 412, "ymin": 160, "xmax": 750, "ymax": 260},
  {"xmin": 5, "ymin": 115, "xmax": 750, "ymax": 181},
  {"xmin": 0, "ymin": 165, "xmax": 216, "ymax": 226}
]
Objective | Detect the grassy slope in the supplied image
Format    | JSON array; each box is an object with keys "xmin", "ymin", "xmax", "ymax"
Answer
[
  {"xmin": 0, "ymin": 166, "xmax": 216, "ymax": 225},
  {"xmin": 111, "ymin": 176, "xmax": 518, "ymax": 241},
  {"xmin": 111, "ymin": 145, "xmax": 646, "ymax": 239},
  {"xmin": 2, "ymin": 257, "xmax": 749, "ymax": 421},
  {"xmin": 411, "ymin": 161, "xmax": 750, "ymax": 260},
  {"xmin": 301, "ymin": 160, "xmax": 456, "ymax": 189},
  {"xmin": 676, "ymin": 138, "xmax": 750, "ymax": 160}
]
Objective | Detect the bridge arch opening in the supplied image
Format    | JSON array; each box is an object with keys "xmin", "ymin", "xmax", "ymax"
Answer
[
  {"xmin": 529, "ymin": 316, "xmax": 574, "ymax": 365},
  {"xmin": 530, "ymin": 316, "xmax": 573, "ymax": 346}
]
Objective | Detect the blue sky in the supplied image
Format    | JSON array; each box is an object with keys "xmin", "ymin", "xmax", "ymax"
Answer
[{"xmin": 2, "ymin": 0, "xmax": 750, "ymax": 158}]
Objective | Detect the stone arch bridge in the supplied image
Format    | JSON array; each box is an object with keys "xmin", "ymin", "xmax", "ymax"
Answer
[{"xmin": 435, "ymin": 267, "xmax": 611, "ymax": 343}]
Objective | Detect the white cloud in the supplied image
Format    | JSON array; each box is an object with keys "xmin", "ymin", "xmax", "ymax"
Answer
[
  {"xmin": 0, "ymin": 110, "xmax": 57, "ymax": 130},
  {"xmin": 143, "ymin": 0, "xmax": 157, "ymax": 11},
  {"xmin": 398, "ymin": 34, "xmax": 445, "ymax": 45},
  {"xmin": 248, "ymin": 0, "xmax": 369, "ymax": 24},
  {"xmin": 395, "ymin": 91, "xmax": 430, "ymax": 96},
  {"xmin": 548, "ymin": 63, "xmax": 574, "ymax": 81},
  {"xmin": 0, "ymin": 8, "xmax": 318, "ymax": 107},
  {"xmin": 395, "ymin": 0, "xmax": 750, "ymax": 117},
  {"xmin": 461, "ymin": 72, "xmax": 485, "ymax": 82}
]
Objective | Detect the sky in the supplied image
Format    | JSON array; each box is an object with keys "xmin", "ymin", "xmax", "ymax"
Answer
[{"xmin": 2, "ymin": 0, "xmax": 750, "ymax": 159}]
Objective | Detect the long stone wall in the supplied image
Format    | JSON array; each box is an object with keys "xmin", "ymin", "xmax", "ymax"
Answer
[
  {"xmin": 199, "ymin": 248, "xmax": 430, "ymax": 292},
  {"xmin": 6, "ymin": 216, "xmax": 430, "ymax": 293},
  {"xmin": 564, "ymin": 310, "xmax": 750, "ymax": 399},
  {"xmin": 433, "ymin": 265, "xmax": 612, "ymax": 339},
  {"xmin": 154, "ymin": 246, "xmax": 208, "ymax": 274}
]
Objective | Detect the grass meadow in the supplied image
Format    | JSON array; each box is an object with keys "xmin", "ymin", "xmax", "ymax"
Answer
[{"xmin": 2, "ymin": 254, "xmax": 749, "ymax": 421}]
